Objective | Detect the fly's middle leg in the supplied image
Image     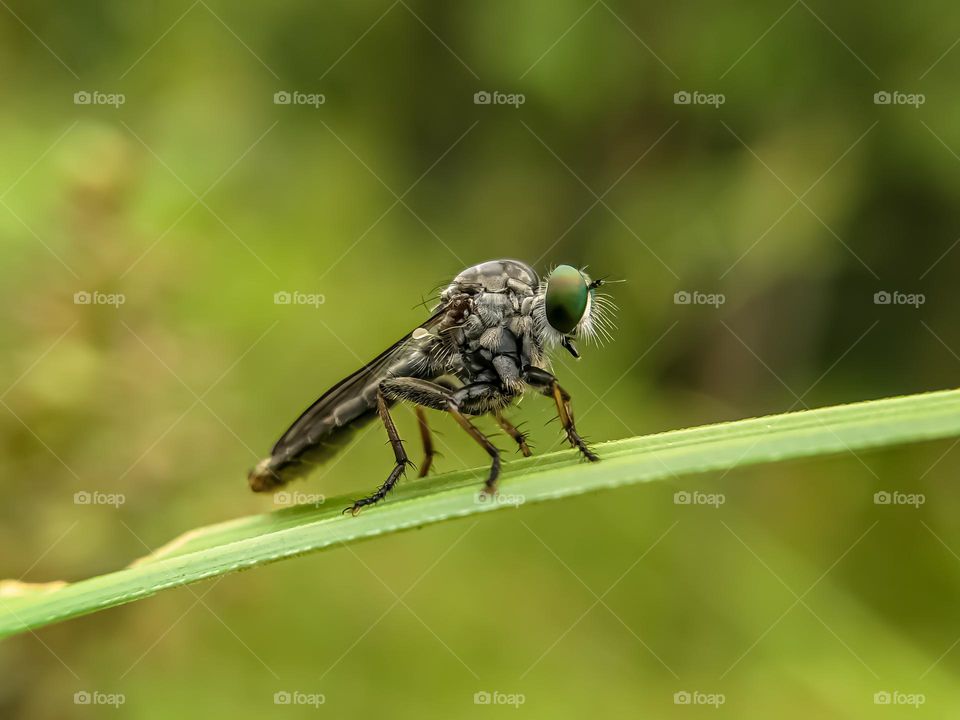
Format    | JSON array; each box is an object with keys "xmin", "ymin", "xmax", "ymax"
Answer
[
  {"xmin": 494, "ymin": 412, "xmax": 532, "ymax": 457},
  {"xmin": 450, "ymin": 383, "xmax": 507, "ymax": 495},
  {"xmin": 374, "ymin": 378, "xmax": 506, "ymax": 500}
]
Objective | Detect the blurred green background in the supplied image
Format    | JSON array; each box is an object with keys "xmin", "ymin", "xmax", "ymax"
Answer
[{"xmin": 2, "ymin": 1, "xmax": 960, "ymax": 717}]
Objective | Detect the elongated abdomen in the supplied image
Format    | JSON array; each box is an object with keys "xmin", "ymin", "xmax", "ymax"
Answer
[{"xmin": 248, "ymin": 350, "xmax": 428, "ymax": 492}]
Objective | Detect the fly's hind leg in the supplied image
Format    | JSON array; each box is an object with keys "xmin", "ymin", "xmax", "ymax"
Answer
[
  {"xmin": 344, "ymin": 387, "xmax": 414, "ymax": 515},
  {"xmin": 414, "ymin": 407, "xmax": 435, "ymax": 477},
  {"xmin": 381, "ymin": 378, "xmax": 505, "ymax": 496},
  {"xmin": 522, "ymin": 367, "xmax": 599, "ymax": 462},
  {"xmin": 494, "ymin": 412, "xmax": 532, "ymax": 457},
  {"xmin": 346, "ymin": 378, "xmax": 458, "ymax": 513},
  {"xmin": 415, "ymin": 376, "xmax": 461, "ymax": 476}
]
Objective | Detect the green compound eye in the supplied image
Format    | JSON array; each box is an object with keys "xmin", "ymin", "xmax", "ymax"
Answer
[{"xmin": 545, "ymin": 265, "xmax": 589, "ymax": 334}]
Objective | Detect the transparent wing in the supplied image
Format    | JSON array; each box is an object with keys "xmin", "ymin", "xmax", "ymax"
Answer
[{"xmin": 250, "ymin": 306, "xmax": 448, "ymax": 489}]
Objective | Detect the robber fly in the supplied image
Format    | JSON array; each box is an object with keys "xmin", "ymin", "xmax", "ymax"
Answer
[{"xmin": 249, "ymin": 259, "xmax": 616, "ymax": 515}]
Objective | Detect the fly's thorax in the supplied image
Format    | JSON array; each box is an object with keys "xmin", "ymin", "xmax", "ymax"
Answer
[
  {"xmin": 434, "ymin": 262, "xmax": 550, "ymax": 383},
  {"xmin": 442, "ymin": 259, "xmax": 539, "ymax": 300},
  {"xmin": 474, "ymin": 291, "xmax": 516, "ymax": 327}
]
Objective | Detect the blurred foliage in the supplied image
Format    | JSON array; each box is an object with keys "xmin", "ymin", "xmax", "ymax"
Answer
[{"xmin": 2, "ymin": 1, "xmax": 960, "ymax": 717}]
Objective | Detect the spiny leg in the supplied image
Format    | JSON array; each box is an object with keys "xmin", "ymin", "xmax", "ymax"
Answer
[
  {"xmin": 494, "ymin": 412, "xmax": 532, "ymax": 457},
  {"xmin": 448, "ymin": 402, "xmax": 501, "ymax": 494},
  {"xmin": 380, "ymin": 377, "xmax": 505, "ymax": 496},
  {"xmin": 550, "ymin": 383, "xmax": 598, "ymax": 461},
  {"xmin": 414, "ymin": 406, "xmax": 435, "ymax": 478},
  {"xmin": 344, "ymin": 388, "xmax": 412, "ymax": 515},
  {"xmin": 522, "ymin": 367, "xmax": 599, "ymax": 462}
]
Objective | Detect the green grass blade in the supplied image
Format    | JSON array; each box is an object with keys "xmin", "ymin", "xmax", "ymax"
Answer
[{"xmin": 2, "ymin": 388, "xmax": 959, "ymax": 639}]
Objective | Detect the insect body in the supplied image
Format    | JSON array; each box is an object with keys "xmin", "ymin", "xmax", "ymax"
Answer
[{"xmin": 249, "ymin": 259, "xmax": 615, "ymax": 514}]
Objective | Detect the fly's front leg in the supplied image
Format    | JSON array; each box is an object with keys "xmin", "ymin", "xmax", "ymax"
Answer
[
  {"xmin": 522, "ymin": 367, "xmax": 599, "ymax": 461},
  {"xmin": 344, "ymin": 387, "xmax": 413, "ymax": 516}
]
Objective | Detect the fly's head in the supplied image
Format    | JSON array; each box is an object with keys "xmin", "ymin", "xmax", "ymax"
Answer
[{"xmin": 533, "ymin": 265, "xmax": 617, "ymax": 358}]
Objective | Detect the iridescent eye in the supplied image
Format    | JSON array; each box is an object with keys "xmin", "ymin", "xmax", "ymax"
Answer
[{"xmin": 545, "ymin": 265, "xmax": 588, "ymax": 334}]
